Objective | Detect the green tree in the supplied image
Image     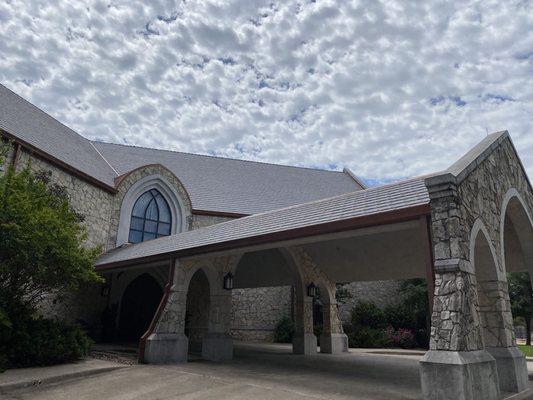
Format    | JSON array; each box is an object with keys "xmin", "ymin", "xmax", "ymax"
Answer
[
  {"xmin": 0, "ymin": 146, "xmax": 102, "ymax": 315},
  {"xmin": 507, "ymin": 272, "xmax": 533, "ymax": 346}
]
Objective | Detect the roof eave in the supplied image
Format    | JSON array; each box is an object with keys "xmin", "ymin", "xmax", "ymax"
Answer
[
  {"xmin": 94, "ymin": 203, "xmax": 430, "ymax": 271},
  {"xmin": 1, "ymin": 130, "xmax": 118, "ymax": 194}
]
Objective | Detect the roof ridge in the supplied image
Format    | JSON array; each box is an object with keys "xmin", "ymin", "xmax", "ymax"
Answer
[
  {"xmin": 92, "ymin": 140, "xmax": 352, "ymax": 176},
  {"xmin": 89, "ymin": 141, "xmax": 119, "ymax": 177},
  {"xmin": 0, "ymin": 83, "xmax": 117, "ymax": 178}
]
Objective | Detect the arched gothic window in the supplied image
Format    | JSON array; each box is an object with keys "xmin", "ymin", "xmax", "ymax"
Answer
[{"xmin": 128, "ymin": 189, "xmax": 172, "ymax": 243}]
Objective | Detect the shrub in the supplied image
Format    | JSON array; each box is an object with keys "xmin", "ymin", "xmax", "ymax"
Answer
[
  {"xmin": 351, "ymin": 301, "xmax": 386, "ymax": 330},
  {"xmin": 314, "ymin": 324, "xmax": 323, "ymax": 346},
  {"xmin": 383, "ymin": 304, "xmax": 416, "ymax": 330},
  {"xmin": 0, "ymin": 149, "xmax": 100, "ymax": 369},
  {"xmin": 348, "ymin": 326, "xmax": 390, "ymax": 348},
  {"xmin": 0, "ymin": 309, "xmax": 92, "ymax": 368},
  {"xmin": 274, "ymin": 316, "xmax": 294, "ymax": 343},
  {"xmin": 385, "ymin": 327, "xmax": 417, "ymax": 349},
  {"xmin": 347, "ymin": 299, "xmax": 428, "ymax": 349}
]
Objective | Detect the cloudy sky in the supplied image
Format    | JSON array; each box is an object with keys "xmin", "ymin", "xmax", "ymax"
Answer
[{"xmin": 0, "ymin": 0, "xmax": 532, "ymax": 185}]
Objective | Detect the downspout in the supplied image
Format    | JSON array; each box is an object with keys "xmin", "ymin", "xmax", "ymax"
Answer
[
  {"xmin": 138, "ymin": 258, "xmax": 176, "ymax": 363},
  {"xmin": 11, "ymin": 142, "xmax": 21, "ymax": 169}
]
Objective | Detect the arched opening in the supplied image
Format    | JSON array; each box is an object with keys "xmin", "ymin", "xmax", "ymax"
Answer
[
  {"xmin": 502, "ymin": 194, "xmax": 533, "ymax": 346},
  {"xmin": 502, "ymin": 195, "xmax": 533, "ymax": 274},
  {"xmin": 118, "ymin": 273, "xmax": 163, "ymax": 342},
  {"xmin": 185, "ymin": 269, "xmax": 211, "ymax": 355},
  {"xmin": 471, "ymin": 227, "xmax": 505, "ymax": 349},
  {"xmin": 232, "ymin": 248, "xmax": 304, "ymax": 354}
]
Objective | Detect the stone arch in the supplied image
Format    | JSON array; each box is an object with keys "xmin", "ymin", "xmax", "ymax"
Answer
[
  {"xmin": 109, "ymin": 266, "xmax": 167, "ymax": 337},
  {"xmin": 470, "ymin": 219, "xmax": 504, "ymax": 282},
  {"xmin": 110, "ymin": 164, "xmax": 192, "ymax": 248},
  {"xmin": 500, "ymin": 188, "xmax": 533, "ymax": 275},
  {"xmin": 184, "ymin": 268, "xmax": 211, "ymax": 354},
  {"xmin": 470, "ymin": 219, "xmax": 513, "ymax": 348}
]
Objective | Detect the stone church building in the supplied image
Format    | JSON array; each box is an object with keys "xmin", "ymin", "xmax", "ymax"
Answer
[{"xmin": 1, "ymin": 83, "xmax": 532, "ymax": 400}]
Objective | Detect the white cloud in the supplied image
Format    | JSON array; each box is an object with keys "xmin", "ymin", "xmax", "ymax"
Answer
[{"xmin": 0, "ymin": 0, "xmax": 532, "ymax": 184}]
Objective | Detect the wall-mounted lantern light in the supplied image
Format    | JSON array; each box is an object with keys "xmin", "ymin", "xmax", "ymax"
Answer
[
  {"xmin": 307, "ymin": 282, "xmax": 317, "ymax": 298},
  {"xmin": 223, "ymin": 272, "xmax": 234, "ymax": 290},
  {"xmin": 101, "ymin": 281, "xmax": 111, "ymax": 297}
]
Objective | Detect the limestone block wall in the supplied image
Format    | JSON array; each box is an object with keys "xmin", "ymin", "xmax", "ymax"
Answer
[
  {"xmin": 16, "ymin": 150, "xmax": 114, "ymax": 248},
  {"xmin": 337, "ymin": 280, "xmax": 403, "ymax": 322},
  {"xmin": 231, "ymin": 286, "xmax": 292, "ymax": 341},
  {"xmin": 190, "ymin": 214, "xmax": 234, "ymax": 230}
]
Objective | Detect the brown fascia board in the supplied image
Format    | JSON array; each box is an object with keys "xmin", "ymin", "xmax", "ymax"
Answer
[
  {"xmin": 95, "ymin": 203, "xmax": 431, "ymax": 271},
  {"xmin": 191, "ymin": 209, "xmax": 249, "ymax": 218},
  {"xmin": 424, "ymin": 131, "xmax": 511, "ymax": 190},
  {"xmin": 1, "ymin": 130, "xmax": 118, "ymax": 194}
]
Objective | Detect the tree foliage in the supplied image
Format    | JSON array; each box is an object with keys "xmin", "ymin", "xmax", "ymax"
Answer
[
  {"xmin": 507, "ymin": 272, "xmax": 533, "ymax": 346},
  {"xmin": 0, "ymin": 145, "xmax": 102, "ymax": 313}
]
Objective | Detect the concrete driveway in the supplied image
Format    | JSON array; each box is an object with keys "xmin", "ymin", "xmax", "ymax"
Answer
[{"xmin": 2, "ymin": 343, "xmax": 531, "ymax": 400}]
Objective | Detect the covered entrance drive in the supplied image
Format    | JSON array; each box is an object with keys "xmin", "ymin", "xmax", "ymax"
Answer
[{"xmin": 95, "ymin": 132, "xmax": 533, "ymax": 400}]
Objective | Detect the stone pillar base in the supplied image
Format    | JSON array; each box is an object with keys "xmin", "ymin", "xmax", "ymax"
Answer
[
  {"xmin": 420, "ymin": 350, "xmax": 500, "ymax": 400},
  {"xmin": 320, "ymin": 333, "xmax": 349, "ymax": 354},
  {"xmin": 202, "ymin": 333, "xmax": 233, "ymax": 361},
  {"xmin": 292, "ymin": 333, "xmax": 317, "ymax": 355},
  {"xmin": 143, "ymin": 333, "xmax": 188, "ymax": 364},
  {"xmin": 486, "ymin": 346, "xmax": 528, "ymax": 393}
]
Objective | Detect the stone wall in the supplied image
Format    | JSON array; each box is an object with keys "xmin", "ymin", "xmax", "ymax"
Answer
[
  {"xmin": 231, "ymin": 286, "xmax": 292, "ymax": 341},
  {"xmin": 16, "ymin": 150, "xmax": 114, "ymax": 248},
  {"xmin": 428, "ymin": 136, "xmax": 533, "ymax": 352},
  {"xmin": 337, "ymin": 280, "xmax": 403, "ymax": 322},
  {"xmin": 190, "ymin": 214, "xmax": 235, "ymax": 230}
]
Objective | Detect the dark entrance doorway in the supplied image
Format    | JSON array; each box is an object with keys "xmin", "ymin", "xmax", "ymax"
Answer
[{"xmin": 118, "ymin": 273, "xmax": 162, "ymax": 342}]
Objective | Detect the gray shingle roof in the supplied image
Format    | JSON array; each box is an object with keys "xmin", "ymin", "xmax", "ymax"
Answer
[
  {"xmin": 0, "ymin": 84, "xmax": 118, "ymax": 186},
  {"xmin": 92, "ymin": 141, "xmax": 361, "ymax": 215},
  {"xmin": 95, "ymin": 176, "xmax": 430, "ymax": 268}
]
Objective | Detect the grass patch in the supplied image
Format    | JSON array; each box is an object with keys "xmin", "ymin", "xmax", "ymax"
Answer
[{"xmin": 518, "ymin": 345, "xmax": 533, "ymax": 357}]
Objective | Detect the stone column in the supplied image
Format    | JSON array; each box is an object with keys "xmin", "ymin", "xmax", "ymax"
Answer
[
  {"xmin": 293, "ymin": 295, "xmax": 317, "ymax": 355},
  {"xmin": 320, "ymin": 301, "xmax": 348, "ymax": 354},
  {"xmin": 144, "ymin": 259, "xmax": 189, "ymax": 363},
  {"xmin": 420, "ymin": 178, "xmax": 500, "ymax": 400},
  {"xmin": 479, "ymin": 279, "xmax": 528, "ymax": 393},
  {"xmin": 201, "ymin": 256, "xmax": 238, "ymax": 361},
  {"xmin": 421, "ymin": 263, "xmax": 501, "ymax": 400}
]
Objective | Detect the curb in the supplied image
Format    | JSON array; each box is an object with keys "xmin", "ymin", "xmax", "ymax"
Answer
[
  {"xmin": 505, "ymin": 388, "xmax": 533, "ymax": 400},
  {"xmin": 0, "ymin": 365, "xmax": 126, "ymax": 393}
]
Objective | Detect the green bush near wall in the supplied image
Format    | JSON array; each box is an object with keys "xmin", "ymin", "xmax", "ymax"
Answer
[
  {"xmin": 273, "ymin": 316, "xmax": 294, "ymax": 343},
  {"xmin": 0, "ymin": 305, "xmax": 92, "ymax": 369}
]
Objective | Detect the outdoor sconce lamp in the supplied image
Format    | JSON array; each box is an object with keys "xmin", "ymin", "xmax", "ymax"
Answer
[
  {"xmin": 307, "ymin": 282, "xmax": 317, "ymax": 298},
  {"xmin": 100, "ymin": 281, "xmax": 110, "ymax": 297},
  {"xmin": 223, "ymin": 272, "xmax": 234, "ymax": 290}
]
